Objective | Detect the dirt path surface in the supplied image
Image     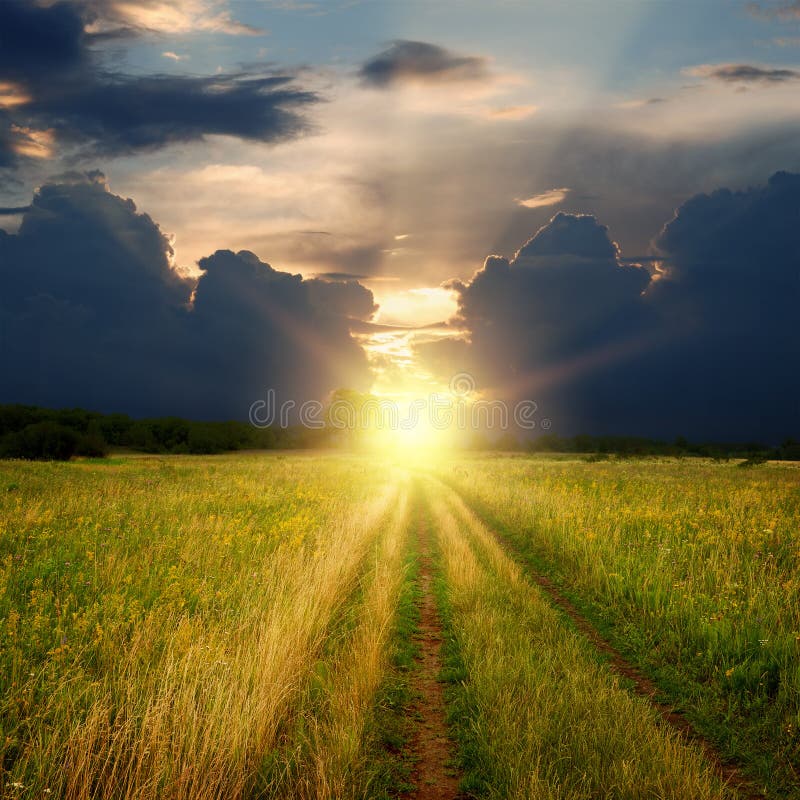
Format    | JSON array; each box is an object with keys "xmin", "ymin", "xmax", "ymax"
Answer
[
  {"xmin": 447, "ymin": 486, "xmax": 766, "ymax": 800},
  {"xmin": 404, "ymin": 512, "xmax": 462, "ymax": 800}
]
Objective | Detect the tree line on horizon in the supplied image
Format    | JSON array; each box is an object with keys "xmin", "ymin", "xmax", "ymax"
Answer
[
  {"xmin": 0, "ymin": 405, "xmax": 306, "ymax": 460},
  {"xmin": 1, "ymin": 403, "xmax": 798, "ymax": 462}
]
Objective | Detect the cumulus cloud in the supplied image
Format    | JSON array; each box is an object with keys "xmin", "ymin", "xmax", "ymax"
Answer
[
  {"xmin": 0, "ymin": 172, "xmax": 373, "ymax": 418},
  {"xmin": 441, "ymin": 213, "xmax": 650, "ymax": 391},
  {"xmin": 429, "ymin": 176, "xmax": 800, "ymax": 442},
  {"xmin": 0, "ymin": 0, "xmax": 315, "ymax": 165},
  {"xmin": 686, "ymin": 63, "xmax": 800, "ymax": 83},
  {"xmin": 305, "ymin": 277, "xmax": 378, "ymax": 320},
  {"xmin": 359, "ymin": 40, "xmax": 490, "ymax": 88},
  {"xmin": 188, "ymin": 249, "xmax": 371, "ymax": 414},
  {"xmin": 2, "ymin": 170, "xmax": 191, "ymax": 311},
  {"xmin": 651, "ymin": 171, "xmax": 800, "ymax": 311},
  {"xmin": 637, "ymin": 171, "xmax": 800, "ymax": 441},
  {"xmin": 513, "ymin": 212, "xmax": 620, "ymax": 260}
]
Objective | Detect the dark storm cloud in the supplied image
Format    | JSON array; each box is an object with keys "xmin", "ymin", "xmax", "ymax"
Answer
[
  {"xmin": 27, "ymin": 72, "xmax": 317, "ymax": 157},
  {"xmin": 0, "ymin": 0, "xmax": 317, "ymax": 163},
  {"xmin": 0, "ymin": 172, "xmax": 373, "ymax": 418},
  {"xmin": 188, "ymin": 250, "xmax": 371, "ymax": 416},
  {"xmin": 443, "ymin": 213, "xmax": 651, "ymax": 389},
  {"xmin": 0, "ymin": 113, "xmax": 20, "ymax": 169},
  {"xmin": 433, "ymin": 174, "xmax": 800, "ymax": 442},
  {"xmin": 480, "ymin": 120, "xmax": 800, "ymax": 268},
  {"xmin": 636, "ymin": 171, "xmax": 800, "ymax": 442},
  {"xmin": 305, "ymin": 278, "xmax": 378, "ymax": 319},
  {"xmin": 513, "ymin": 212, "xmax": 619, "ymax": 260},
  {"xmin": 0, "ymin": 0, "xmax": 89, "ymax": 86},
  {"xmin": 2, "ymin": 171, "xmax": 191, "ymax": 314},
  {"xmin": 359, "ymin": 40, "xmax": 489, "ymax": 88},
  {"xmin": 650, "ymin": 170, "xmax": 800, "ymax": 324},
  {"xmin": 688, "ymin": 63, "xmax": 800, "ymax": 83}
]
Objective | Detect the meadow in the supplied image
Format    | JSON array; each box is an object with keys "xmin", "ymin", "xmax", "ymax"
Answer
[
  {"xmin": 432, "ymin": 455, "xmax": 800, "ymax": 797},
  {"xmin": 0, "ymin": 452, "xmax": 798, "ymax": 798}
]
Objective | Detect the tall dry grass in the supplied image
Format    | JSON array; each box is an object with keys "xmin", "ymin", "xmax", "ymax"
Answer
[
  {"xmin": 279, "ymin": 484, "xmax": 412, "ymax": 799},
  {"xmin": 0, "ymin": 455, "xmax": 404, "ymax": 799}
]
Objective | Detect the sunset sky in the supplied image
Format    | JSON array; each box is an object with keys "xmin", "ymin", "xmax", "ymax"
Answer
[{"xmin": 1, "ymin": 0, "xmax": 799, "ymax": 441}]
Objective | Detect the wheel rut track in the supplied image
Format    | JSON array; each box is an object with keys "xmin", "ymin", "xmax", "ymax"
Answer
[
  {"xmin": 403, "ymin": 507, "xmax": 463, "ymax": 800},
  {"xmin": 437, "ymin": 476, "xmax": 766, "ymax": 800}
]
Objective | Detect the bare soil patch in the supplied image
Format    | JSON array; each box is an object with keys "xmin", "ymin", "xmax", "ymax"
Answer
[{"xmin": 403, "ymin": 515, "xmax": 462, "ymax": 800}]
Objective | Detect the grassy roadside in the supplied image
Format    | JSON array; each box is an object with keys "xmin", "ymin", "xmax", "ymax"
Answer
[
  {"xmin": 0, "ymin": 456, "xmax": 403, "ymax": 799},
  {"xmin": 255, "ymin": 484, "xmax": 415, "ymax": 799},
  {"xmin": 423, "ymin": 475, "xmax": 734, "ymax": 799},
  {"xmin": 434, "ymin": 457, "xmax": 799, "ymax": 797}
]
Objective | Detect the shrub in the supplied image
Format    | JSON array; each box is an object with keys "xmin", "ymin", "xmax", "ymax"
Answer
[
  {"xmin": 75, "ymin": 432, "xmax": 110, "ymax": 458},
  {"xmin": 738, "ymin": 454, "xmax": 768, "ymax": 468},
  {"xmin": 0, "ymin": 422, "xmax": 79, "ymax": 460}
]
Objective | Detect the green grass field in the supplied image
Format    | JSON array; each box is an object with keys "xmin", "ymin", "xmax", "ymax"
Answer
[{"xmin": 1, "ymin": 453, "xmax": 798, "ymax": 798}]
